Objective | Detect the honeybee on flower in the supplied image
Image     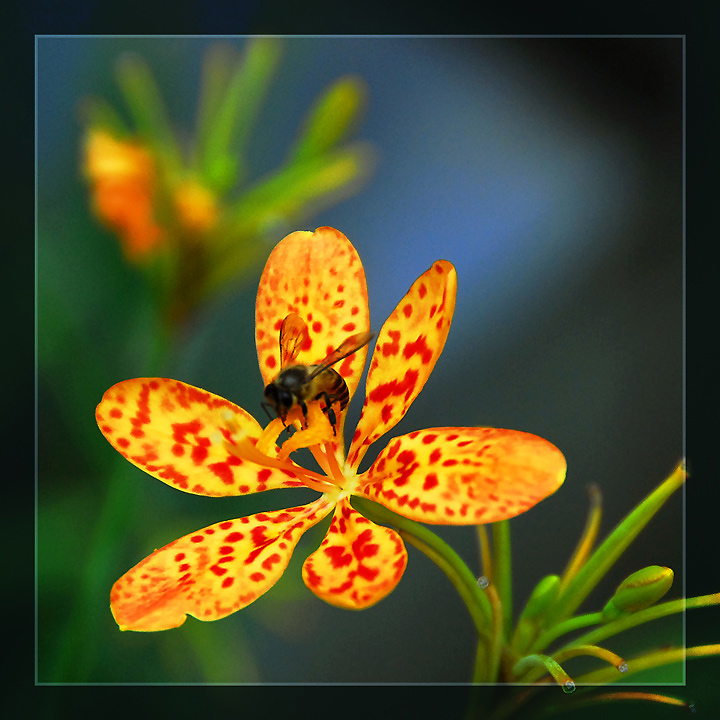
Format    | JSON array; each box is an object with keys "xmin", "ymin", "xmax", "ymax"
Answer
[{"xmin": 96, "ymin": 227, "xmax": 566, "ymax": 630}]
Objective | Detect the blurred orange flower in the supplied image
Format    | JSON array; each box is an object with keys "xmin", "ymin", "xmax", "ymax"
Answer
[
  {"xmin": 83, "ymin": 129, "xmax": 164, "ymax": 260},
  {"xmin": 79, "ymin": 40, "xmax": 374, "ymax": 327}
]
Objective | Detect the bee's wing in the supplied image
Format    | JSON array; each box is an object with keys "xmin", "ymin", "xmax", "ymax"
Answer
[
  {"xmin": 279, "ymin": 313, "xmax": 309, "ymax": 369},
  {"xmin": 308, "ymin": 331, "xmax": 374, "ymax": 379}
]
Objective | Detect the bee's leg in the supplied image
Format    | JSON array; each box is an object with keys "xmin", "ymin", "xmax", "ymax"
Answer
[
  {"xmin": 261, "ymin": 401, "xmax": 277, "ymax": 423},
  {"xmin": 315, "ymin": 391, "xmax": 338, "ymax": 435},
  {"xmin": 261, "ymin": 402, "xmax": 292, "ymax": 435},
  {"xmin": 299, "ymin": 399, "xmax": 309, "ymax": 429}
]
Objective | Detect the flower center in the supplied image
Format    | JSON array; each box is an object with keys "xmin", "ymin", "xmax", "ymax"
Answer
[{"xmin": 214, "ymin": 407, "xmax": 356, "ymax": 495}]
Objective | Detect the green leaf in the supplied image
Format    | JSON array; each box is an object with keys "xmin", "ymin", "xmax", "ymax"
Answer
[
  {"xmin": 558, "ymin": 593, "xmax": 719, "ymax": 651},
  {"xmin": 202, "ymin": 142, "xmax": 374, "ymax": 297},
  {"xmin": 193, "ymin": 43, "xmax": 237, "ymax": 167},
  {"xmin": 543, "ymin": 463, "xmax": 686, "ymax": 627},
  {"xmin": 289, "ymin": 75, "xmax": 368, "ymax": 163},
  {"xmin": 224, "ymin": 142, "xmax": 373, "ymax": 235},
  {"xmin": 196, "ymin": 37, "xmax": 283, "ymax": 193}
]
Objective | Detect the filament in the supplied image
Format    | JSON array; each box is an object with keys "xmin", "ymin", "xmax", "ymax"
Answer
[{"xmin": 218, "ymin": 424, "xmax": 334, "ymax": 493}]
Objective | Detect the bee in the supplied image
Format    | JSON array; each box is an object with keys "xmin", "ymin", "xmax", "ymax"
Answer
[{"xmin": 262, "ymin": 313, "xmax": 373, "ymax": 434}]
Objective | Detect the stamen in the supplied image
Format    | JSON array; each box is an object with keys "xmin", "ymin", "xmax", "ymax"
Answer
[
  {"xmin": 214, "ymin": 421, "xmax": 334, "ymax": 494},
  {"xmin": 309, "ymin": 445, "xmax": 331, "ymax": 477},
  {"xmin": 322, "ymin": 440, "xmax": 346, "ymax": 483},
  {"xmin": 256, "ymin": 416, "xmax": 288, "ymax": 455},
  {"xmin": 277, "ymin": 403, "xmax": 337, "ymax": 460}
]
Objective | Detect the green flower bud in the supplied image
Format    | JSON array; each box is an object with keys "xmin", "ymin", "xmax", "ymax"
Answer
[
  {"xmin": 602, "ymin": 566, "xmax": 674, "ymax": 622},
  {"xmin": 521, "ymin": 574, "xmax": 562, "ymax": 620}
]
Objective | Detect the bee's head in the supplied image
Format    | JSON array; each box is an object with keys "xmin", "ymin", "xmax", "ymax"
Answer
[{"xmin": 263, "ymin": 381, "xmax": 293, "ymax": 416}]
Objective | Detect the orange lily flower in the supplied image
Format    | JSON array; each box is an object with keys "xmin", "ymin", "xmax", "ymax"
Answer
[{"xmin": 96, "ymin": 227, "xmax": 566, "ymax": 631}]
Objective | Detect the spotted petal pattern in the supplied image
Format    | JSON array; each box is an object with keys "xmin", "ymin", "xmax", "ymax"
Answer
[
  {"xmin": 96, "ymin": 378, "xmax": 305, "ymax": 496},
  {"xmin": 255, "ymin": 227, "xmax": 370, "ymax": 398},
  {"xmin": 357, "ymin": 427, "xmax": 566, "ymax": 525},
  {"xmin": 302, "ymin": 497, "xmax": 407, "ymax": 609},
  {"xmin": 348, "ymin": 260, "xmax": 457, "ymax": 469},
  {"xmin": 111, "ymin": 498, "xmax": 335, "ymax": 631}
]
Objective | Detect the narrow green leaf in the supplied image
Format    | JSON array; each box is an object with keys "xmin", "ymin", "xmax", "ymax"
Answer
[
  {"xmin": 198, "ymin": 37, "xmax": 283, "ymax": 192},
  {"xmin": 194, "ymin": 43, "xmax": 237, "ymax": 169},
  {"xmin": 201, "ymin": 142, "xmax": 374, "ymax": 298},
  {"xmin": 543, "ymin": 463, "xmax": 686, "ymax": 627},
  {"xmin": 289, "ymin": 75, "xmax": 368, "ymax": 163},
  {"xmin": 571, "ymin": 644, "xmax": 720, "ymax": 685},
  {"xmin": 225, "ymin": 142, "xmax": 373, "ymax": 232},
  {"xmin": 559, "ymin": 484, "xmax": 602, "ymax": 592},
  {"xmin": 556, "ymin": 593, "xmax": 720, "ymax": 652}
]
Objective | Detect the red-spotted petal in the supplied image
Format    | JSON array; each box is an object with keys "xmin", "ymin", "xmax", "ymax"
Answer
[
  {"xmin": 255, "ymin": 227, "xmax": 370, "ymax": 398},
  {"xmin": 96, "ymin": 378, "xmax": 305, "ymax": 496},
  {"xmin": 111, "ymin": 498, "xmax": 335, "ymax": 631},
  {"xmin": 357, "ymin": 427, "xmax": 566, "ymax": 525},
  {"xmin": 302, "ymin": 497, "xmax": 407, "ymax": 609},
  {"xmin": 347, "ymin": 260, "xmax": 457, "ymax": 469}
]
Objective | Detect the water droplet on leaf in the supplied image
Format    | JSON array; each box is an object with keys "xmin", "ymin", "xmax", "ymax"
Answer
[
  {"xmin": 477, "ymin": 576, "xmax": 489, "ymax": 589},
  {"xmin": 562, "ymin": 680, "xmax": 576, "ymax": 694},
  {"xmin": 618, "ymin": 661, "xmax": 628, "ymax": 673}
]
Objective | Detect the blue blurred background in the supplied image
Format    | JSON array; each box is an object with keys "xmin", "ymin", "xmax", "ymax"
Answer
[{"xmin": 37, "ymin": 36, "xmax": 690, "ymax": 689}]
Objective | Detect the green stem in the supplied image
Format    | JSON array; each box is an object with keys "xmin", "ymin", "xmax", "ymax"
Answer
[
  {"xmin": 472, "ymin": 640, "xmax": 490, "ymax": 683},
  {"xmin": 554, "ymin": 593, "xmax": 720, "ymax": 653},
  {"xmin": 572, "ymin": 644, "xmax": 720, "ymax": 685},
  {"xmin": 492, "ymin": 520, "xmax": 513, "ymax": 642},
  {"xmin": 351, "ymin": 497, "xmax": 493, "ymax": 636},
  {"xmin": 529, "ymin": 612, "xmax": 604, "ymax": 654},
  {"xmin": 477, "ymin": 524, "xmax": 492, "ymax": 580},
  {"xmin": 51, "ymin": 310, "xmax": 174, "ymax": 681},
  {"xmin": 485, "ymin": 583, "xmax": 505, "ymax": 683},
  {"xmin": 511, "ymin": 654, "xmax": 575, "ymax": 691},
  {"xmin": 49, "ymin": 458, "xmax": 142, "ymax": 680}
]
